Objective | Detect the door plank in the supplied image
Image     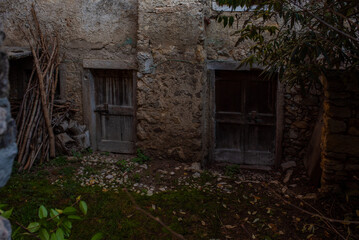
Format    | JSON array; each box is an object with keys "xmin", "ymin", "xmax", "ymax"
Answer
[
  {"xmin": 97, "ymin": 140, "xmax": 135, "ymax": 154},
  {"xmin": 214, "ymin": 70, "xmax": 277, "ymax": 165},
  {"xmin": 91, "ymin": 69, "xmax": 136, "ymax": 154}
]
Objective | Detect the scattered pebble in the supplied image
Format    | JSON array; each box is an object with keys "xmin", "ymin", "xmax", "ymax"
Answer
[
  {"xmin": 192, "ymin": 172, "xmax": 201, "ymax": 178},
  {"xmin": 52, "ymin": 153, "xmax": 279, "ymax": 198}
]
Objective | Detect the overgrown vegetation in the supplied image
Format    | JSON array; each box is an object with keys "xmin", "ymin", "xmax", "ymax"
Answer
[
  {"xmin": 1, "ymin": 158, "xmax": 358, "ymax": 239},
  {"xmin": 215, "ymin": 0, "xmax": 359, "ymax": 84},
  {"xmin": 132, "ymin": 149, "xmax": 151, "ymax": 164}
]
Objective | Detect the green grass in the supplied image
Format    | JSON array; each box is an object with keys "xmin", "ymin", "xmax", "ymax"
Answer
[
  {"xmin": 0, "ymin": 174, "xmax": 227, "ymax": 240},
  {"xmin": 1, "ymin": 162, "xmax": 353, "ymax": 240}
]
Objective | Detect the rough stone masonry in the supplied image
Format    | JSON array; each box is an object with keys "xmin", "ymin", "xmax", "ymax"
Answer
[
  {"xmin": 321, "ymin": 72, "xmax": 359, "ymax": 192},
  {"xmin": 0, "ymin": 28, "xmax": 16, "ymax": 239},
  {"xmin": 0, "ymin": 0, "xmax": 325, "ymax": 177}
]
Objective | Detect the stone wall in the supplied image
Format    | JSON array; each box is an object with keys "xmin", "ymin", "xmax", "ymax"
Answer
[
  {"xmin": 0, "ymin": 0, "xmax": 138, "ymax": 123},
  {"xmin": 282, "ymin": 83, "xmax": 322, "ymax": 164},
  {"xmin": 0, "ymin": 28, "xmax": 16, "ymax": 240},
  {"xmin": 321, "ymin": 72, "xmax": 359, "ymax": 192},
  {"xmin": 136, "ymin": 0, "xmax": 207, "ymax": 162},
  {"xmin": 0, "ymin": 0, "xmax": 323, "ymax": 165}
]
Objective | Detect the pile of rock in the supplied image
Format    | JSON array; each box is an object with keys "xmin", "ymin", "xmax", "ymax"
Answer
[{"xmin": 55, "ymin": 119, "xmax": 90, "ymax": 155}]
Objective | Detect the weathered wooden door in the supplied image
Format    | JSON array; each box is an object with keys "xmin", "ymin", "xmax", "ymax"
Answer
[
  {"xmin": 92, "ymin": 69, "xmax": 136, "ymax": 153},
  {"xmin": 214, "ymin": 70, "xmax": 277, "ymax": 165}
]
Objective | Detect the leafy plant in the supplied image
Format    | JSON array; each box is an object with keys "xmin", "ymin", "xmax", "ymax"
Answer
[
  {"xmin": 85, "ymin": 148, "xmax": 93, "ymax": 155},
  {"xmin": 132, "ymin": 149, "xmax": 151, "ymax": 164},
  {"xmin": 215, "ymin": 0, "xmax": 359, "ymax": 84},
  {"xmin": 116, "ymin": 160, "xmax": 131, "ymax": 172},
  {"xmin": 72, "ymin": 151, "xmax": 83, "ymax": 159},
  {"xmin": 0, "ymin": 204, "xmax": 13, "ymax": 219},
  {"xmin": 132, "ymin": 173, "xmax": 141, "ymax": 183},
  {"xmin": 1, "ymin": 197, "xmax": 103, "ymax": 240},
  {"xmin": 100, "ymin": 152, "xmax": 110, "ymax": 156}
]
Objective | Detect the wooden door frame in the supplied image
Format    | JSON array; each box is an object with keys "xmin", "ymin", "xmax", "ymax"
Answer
[
  {"xmin": 82, "ymin": 59, "xmax": 137, "ymax": 152},
  {"xmin": 207, "ymin": 61, "xmax": 284, "ymax": 167}
]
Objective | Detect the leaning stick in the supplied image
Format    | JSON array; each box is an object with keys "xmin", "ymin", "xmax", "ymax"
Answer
[
  {"xmin": 17, "ymin": 89, "xmax": 40, "ymax": 163},
  {"xmin": 29, "ymin": 39, "xmax": 57, "ymax": 158}
]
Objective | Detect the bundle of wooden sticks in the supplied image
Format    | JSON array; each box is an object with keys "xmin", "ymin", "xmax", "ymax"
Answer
[{"xmin": 15, "ymin": 6, "xmax": 62, "ymax": 170}]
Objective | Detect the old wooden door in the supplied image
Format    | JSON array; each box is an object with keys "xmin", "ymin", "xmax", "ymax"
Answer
[
  {"xmin": 92, "ymin": 69, "xmax": 136, "ymax": 153},
  {"xmin": 214, "ymin": 70, "xmax": 277, "ymax": 165}
]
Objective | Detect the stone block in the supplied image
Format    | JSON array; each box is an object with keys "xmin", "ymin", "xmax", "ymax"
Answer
[
  {"xmin": 281, "ymin": 161, "xmax": 296, "ymax": 170},
  {"xmin": 289, "ymin": 129, "xmax": 298, "ymax": 139},
  {"xmin": 0, "ymin": 52, "xmax": 9, "ymax": 98},
  {"xmin": 0, "ymin": 217, "xmax": 11, "ymax": 240},
  {"xmin": 348, "ymin": 127, "xmax": 359, "ymax": 136},
  {"xmin": 137, "ymin": 52, "xmax": 154, "ymax": 74},
  {"xmin": 0, "ymin": 143, "xmax": 17, "ymax": 188},
  {"xmin": 324, "ymin": 102, "xmax": 351, "ymax": 118},
  {"xmin": 348, "ymin": 119, "xmax": 359, "ymax": 136},
  {"xmin": 292, "ymin": 121, "xmax": 308, "ymax": 129},
  {"xmin": 324, "ymin": 90, "xmax": 350, "ymax": 100},
  {"xmin": 325, "ymin": 134, "xmax": 359, "ymax": 156},
  {"xmin": 67, "ymin": 120, "xmax": 85, "ymax": 135},
  {"xmin": 327, "ymin": 118, "xmax": 346, "ymax": 133},
  {"xmin": 73, "ymin": 131, "xmax": 90, "ymax": 149},
  {"xmin": 57, "ymin": 120, "xmax": 69, "ymax": 133},
  {"xmin": 345, "ymin": 164, "xmax": 359, "ymax": 171},
  {"xmin": 324, "ymin": 152, "xmax": 347, "ymax": 160},
  {"xmin": 0, "ymin": 107, "xmax": 6, "ymax": 135},
  {"xmin": 56, "ymin": 133, "xmax": 76, "ymax": 155}
]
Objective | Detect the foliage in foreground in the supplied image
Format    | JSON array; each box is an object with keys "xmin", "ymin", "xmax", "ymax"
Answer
[
  {"xmin": 216, "ymin": 0, "xmax": 359, "ymax": 84},
  {"xmin": 0, "ymin": 197, "xmax": 102, "ymax": 240}
]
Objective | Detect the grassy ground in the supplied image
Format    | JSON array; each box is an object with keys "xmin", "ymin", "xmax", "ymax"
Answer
[{"xmin": 1, "ymin": 154, "xmax": 358, "ymax": 240}]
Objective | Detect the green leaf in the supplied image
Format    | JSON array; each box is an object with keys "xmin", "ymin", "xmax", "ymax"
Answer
[
  {"xmin": 39, "ymin": 205, "xmax": 48, "ymax": 219},
  {"xmin": 223, "ymin": 16, "xmax": 228, "ymax": 28},
  {"xmin": 12, "ymin": 226, "xmax": 22, "ymax": 238},
  {"xmin": 56, "ymin": 228, "xmax": 65, "ymax": 240},
  {"xmin": 63, "ymin": 220, "xmax": 72, "ymax": 230},
  {"xmin": 50, "ymin": 233, "xmax": 57, "ymax": 240},
  {"xmin": 67, "ymin": 215, "xmax": 82, "ymax": 220},
  {"xmin": 62, "ymin": 220, "xmax": 72, "ymax": 237},
  {"xmin": 79, "ymin": 201, "xmax": 88, "ymax": 215},
  {"xmin": 91, "ymin": 233, "xmax": 104, "ymax": 240},
  {"xmin": 39, "ymin": 228, "xmax": 50, "ymax": 240},
  {"xmin": 1, "ymin": 208, "xmax": 13, "ymax": 219},
  {"xmin": 63, "ymin": 206, "xmax": 77, "ymax": 215},
  {"xmin": 229, "ymin": 16, "xmax": 234, "ymax": 27},
  {"xmin": 218, "ymin": 16, "xmax": 223, "ymax": 23},
  {"xmin": 50, "ymin": 209, "xmax": 60, "ymax": 222},
  {"xmin": 27, "ymin": 222, "xmax": 41, "ymax": 233}
]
